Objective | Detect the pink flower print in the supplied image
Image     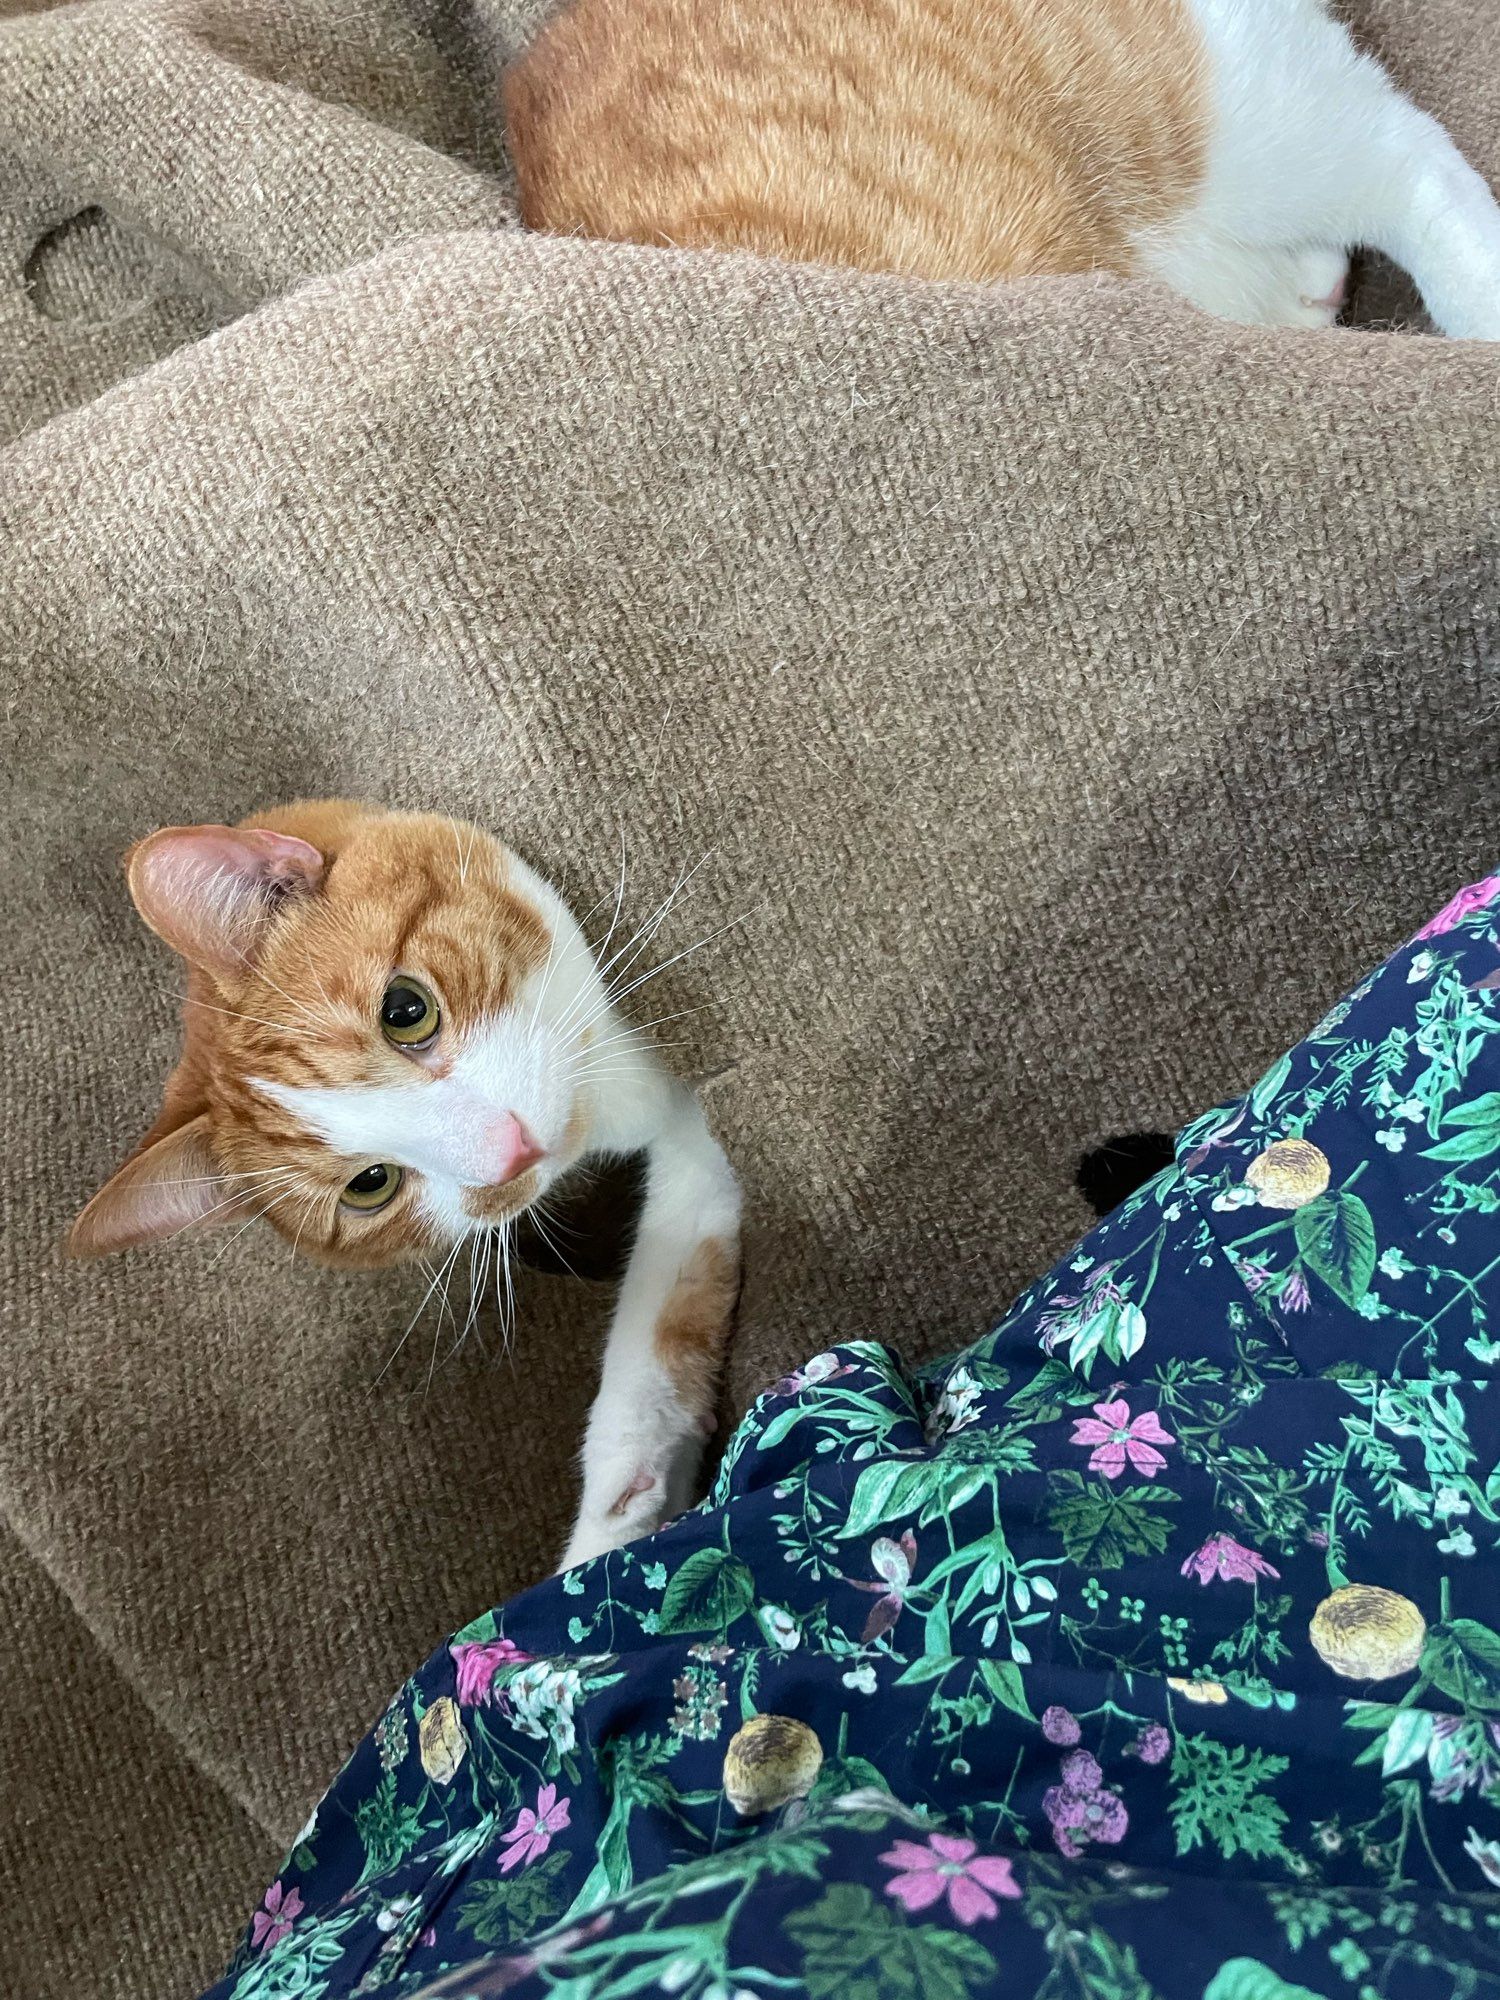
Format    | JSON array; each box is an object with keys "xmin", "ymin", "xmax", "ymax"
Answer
[
  {"xmin": 450, "ymin": 1637, "xmax": 531, "ymax": 1707},
  {"xmin": 1415, "ymin": 874, "xmax": 1500, "ymax": 942},
  {"xmin": 1059, "ymin": 1749, "xmax": 1102, "ymax": 1792},
  {"xmin": 250, "ymin": 1881, "xmax": 303, "ymax": 1952},
  {"xmin": 1131, "ymin": 1724, "xmax": 1170, "ymax": 1766},
  {"xmin": 849, "ymin": 1531, "xmax": 916, "ymax": 1644},
  {"xmin": 1076, "ymin": 1787, "xmax": 1127, "ymax": 1845},
  {"xmin": 1180, "ymin": 1534, "xmax": 1282, "ymax": 1586},
  {"xmin": 499, "ymin": 1783, "xmax": 572, "ymax": 1873},
  {"xmin": 1069, "ymin": 1399, "xmax": 1174, "ymax": 1479},
  {"xmin": 879, "ymin": 1832, "xmax": 1021, "ymax": 1924},
  {"xmin": 1044, "ymin": 1748, "xmax": 1129, "ymax": 1859},
  {"xmin": 1041, "ymin": 1705, "xmax": 1081, "ymax": 1746}
]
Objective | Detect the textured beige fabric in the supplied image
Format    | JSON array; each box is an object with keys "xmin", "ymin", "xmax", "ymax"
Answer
[{"xmin": 2, "ymin": 1, "xmax": 1498, "ymax": 1992}]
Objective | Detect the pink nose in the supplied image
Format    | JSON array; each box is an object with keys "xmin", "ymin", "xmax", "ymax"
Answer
[{"xmin": 483, "ymin": 1112, "xmax": 544, "ymax": 1186}]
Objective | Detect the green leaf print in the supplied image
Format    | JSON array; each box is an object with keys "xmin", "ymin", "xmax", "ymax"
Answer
[
  {"xmin": 1421, "ymin": 1617, "xmax": 1500, "ymax": 1710},
  {"xmin": 1203, "ymin": 1961, "xmax": 1329, "ymax": 2000},
  {"xmin": 450, "ymin": 1608, "xmax": 500, "ymax": 1646},
  {"xmin": 810, "ymin": 1750, "xmax": 891, "ymax": 1804},
  {"xmin": 784, "ymin": 1883, "xmax": 998, "ymax": 2000},
  {"xmin": 1292, "ymin": 1194, "xmax": 1376, "ymax": 1309},
  {"xmin": 655, "ymin": 1548, "xmax": 756, "ymax": 1635},
  {"xmin": 1376, "ymin": 1707, "xmax": 1434, "ymax": 1777},
  {"xmin": 977, "ymin": 1657, "xmax": 1032, "ymax": 1719},
  {"xmin": 1069, "ymin": 1304, "xmax": 1117, "ymax": 1375},
  {"xmin": 1251, "ymin": 1052, "xmax": 1294, "ymax": 1120},
  {"xmin": 1422, "ymin": 1091, "xmax": 1500, "ymax": 1163},
  {"xmin": 1169, "ymin": 1735, "xmax": 1289, "ymax": 1863},
  {"xmin": 229, "ymin": 1909, "xmax": 365, "ymax": 2000},
  {"xmin": 1116, "ymin": 1302, "xmax": 1148, "ymax": 1362},
  {"xmin": 1046, "ymin": 1472, "xmax": 1180, "ymax": 1570},
  {"xmin": 756, "ymin": 1405, "xmax": 810, "ymax": 1452},
  {"xmin": 353, "ymin": 1772, "xmax": 426, "ymax": 1885},
  {"xmin": 455, "ymin": 1849, "xmax": 570, "ymax": 1945},
  {"xmin": 839, "ymin": 1459, "xmax": 988, "ymax": 1540},
  {"xmin": 894, "ymin": 1652, "xmax": 959, "ymax": 1687}
]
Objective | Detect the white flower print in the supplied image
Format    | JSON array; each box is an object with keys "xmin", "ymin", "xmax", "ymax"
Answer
[
  {"xmin": 925, "ymin": 1365, "xmax": 983, "ymax": 1443},
  {"xmin": 507, "ymin": 1662, "xmax": 584, "ymax": 1759}
]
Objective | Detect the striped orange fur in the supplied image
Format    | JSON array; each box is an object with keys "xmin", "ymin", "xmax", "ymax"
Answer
[{"xmin": 505, "ymin": 0, "xmax": 1208, "ymax": 285}]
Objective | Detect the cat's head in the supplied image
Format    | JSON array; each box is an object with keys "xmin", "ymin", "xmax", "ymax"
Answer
[{"xmin": 69, "ymin": 802, "xmax": 610, "ymax": 1269}]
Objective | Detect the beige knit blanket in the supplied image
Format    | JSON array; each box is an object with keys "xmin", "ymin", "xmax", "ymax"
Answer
[{"xmin": 3, "ymin": 2, "xmax": 1498, "ymax": 1991}]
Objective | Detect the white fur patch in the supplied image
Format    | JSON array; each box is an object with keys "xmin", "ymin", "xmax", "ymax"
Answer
[
  {"xmin": 253, "ymin": 867, "xmax": 622, "ymax": 1228},
  {"xmin": 1141, "ymin": 0, "xmax": 1500, "ymax": 339}
]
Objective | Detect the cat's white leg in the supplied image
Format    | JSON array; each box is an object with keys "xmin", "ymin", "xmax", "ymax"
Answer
[
  {"xmin": 1362, "ymin": 117, "xmax": 1500, "ymax": 341},
  {"xmin": 1155, "ymin": 0, "xmax": 1500, "ymax": 338},
  {"xmin": 1145, "ymin": 235, "xmax": 1348, "ymax": 329},
  {"xmin": 557, "ymin": 1065, "xmax": 741, "ymax": 1570}
]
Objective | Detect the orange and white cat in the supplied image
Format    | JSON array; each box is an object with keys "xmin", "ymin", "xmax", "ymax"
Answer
[
  {"xmin": 69, "ymin": 802, "xmax": 742, "ymax": 1569},
  {"xmin": 507, "ymin": 0, "xmax": 1500, "ymax": 339}
]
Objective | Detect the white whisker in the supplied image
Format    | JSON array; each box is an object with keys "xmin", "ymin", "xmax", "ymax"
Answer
[{"xmin": 372, "ymin": 1236, "xmax": 466, "ymax": 1395}]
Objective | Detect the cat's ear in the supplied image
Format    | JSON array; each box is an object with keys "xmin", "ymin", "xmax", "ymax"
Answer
[
  {"xmin": 127, "ymin": 823, "xmax": 325, "ymax": 980},
  {"xmin": 68, "ymin": 1114, "xmax": 233, "ymax": 1257}
]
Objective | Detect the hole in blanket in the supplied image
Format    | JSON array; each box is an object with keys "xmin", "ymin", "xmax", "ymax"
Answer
[
  {"xmin": 24, "ymin": 207, "xmax": 160, "ymax": 325},
  {"xmin": 1076, "ymin": 1133, "xmax": 1176, "ymax": 1219}
]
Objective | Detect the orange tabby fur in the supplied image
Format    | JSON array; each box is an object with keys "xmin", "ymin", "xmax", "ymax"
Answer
[
  {"xmin": 72, "ymin": 802, "xmax": 554, "ymax": 1269},
  {"xmin": 505, "ymin": 0, "xmax": 1208, "ymax": 284},
  {"xmin": 72, "ymin": 801, "xmax": 746, "ymax": 1563}
]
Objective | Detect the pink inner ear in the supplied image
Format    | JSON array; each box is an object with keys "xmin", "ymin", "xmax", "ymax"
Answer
[
  {"xmin": 68, "ymin": 1115, "xmax": 230, "ymax": 1257},
  {"xmin": 129, "ymin": 823, "xmax": 325, "ymax": 977}
]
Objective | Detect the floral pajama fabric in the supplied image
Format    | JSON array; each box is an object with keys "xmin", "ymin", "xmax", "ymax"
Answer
[{"xmin": 209, "ymin": 875, "xmax": 1500, "ymax": 2000}]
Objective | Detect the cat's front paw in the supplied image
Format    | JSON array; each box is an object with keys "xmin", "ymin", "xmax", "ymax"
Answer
[
  {"xmin": 556, "ymin": 1459, "xmax": 681, "ymax": 1571},
  {"xmin": 557, "ymin": 1492, "xmax": 661, "ymax": 1573}
]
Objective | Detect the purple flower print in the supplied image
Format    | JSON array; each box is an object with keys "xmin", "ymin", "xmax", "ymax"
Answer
[
  {"xmin": 450, "ymin": 1637, "xmax": 531, "ymax": 1707},
  {"xmin": 1042, "ymin": 1705, "xmax": 1082, "ymax": 1746},
  {"xmin": 1280, "ymin": 1272, "xmax": 1311, "ymax": 1314},
  {"xmin": 879, "ymin": 1832, "xmax": 1021, "ymax": 1924},
  {"xmin": 1070, "ymin": 1399, "xmax": 1174, "ymax": 1479},
  {"xmin": 250, "ymin": 1881, "xmax": 303, "ymax": 1952},
  {"xmin": 849, "ymin": 1531, "xmax": 917, "ymax": 1644},
  {"xmin": 1415, "ymin": 874, "xmax": 1500, "ymax": 941},
  {"xmin": 1426, "ymin": 1717, "xmax": 1500, "ymax": 1804},
  {"xmin": 1130, "ymin": 1725, "xmax": 1170, "ymax": 1766},
  {"xmin": 1044, "ymin": 1748, "xmax": 1129, "ymax": 1859},
  {"xmin": 499, "ymin": 1783, "xmax": 572, "ymax": 1873},
  {"xmin": 1060, "ymin": 1749, "xmax": 1102, "ymax": 1791},
  {"xmin": 1180, "ymin": 1534, "xmax": 1281, "ymax": 1586},
  {"xmin": 771, "ymin": 1351, "xmax": 852, "ymax": 1396}
]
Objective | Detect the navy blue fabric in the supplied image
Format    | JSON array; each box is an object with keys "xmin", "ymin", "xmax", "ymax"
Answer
[{"xmin": 207, "ymin": 877, "xmax": 1500, "ymax": 2000}]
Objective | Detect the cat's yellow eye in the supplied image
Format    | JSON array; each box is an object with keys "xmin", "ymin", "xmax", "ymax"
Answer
[
  {"xmin": 380, "ymin": 977, "xmax": 440, "ymax": 1048},
  {"xmin": 342, "ymin": 1163, "xmax": 403, "ymax": 1211}
]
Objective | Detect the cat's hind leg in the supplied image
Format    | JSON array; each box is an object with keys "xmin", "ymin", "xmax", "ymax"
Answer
[
  {"xmin": 1143, "ymin": 234, "xmax": 1349, "ymax": 329},
  {"xmin": 1164, "ymin": 0, "xmax": 1500, "ymax": 339}
]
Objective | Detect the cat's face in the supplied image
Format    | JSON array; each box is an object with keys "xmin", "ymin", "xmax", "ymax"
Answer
[{"xmin": 70, "ymin": 803, "xmax": 609, "ymax": 1269}]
